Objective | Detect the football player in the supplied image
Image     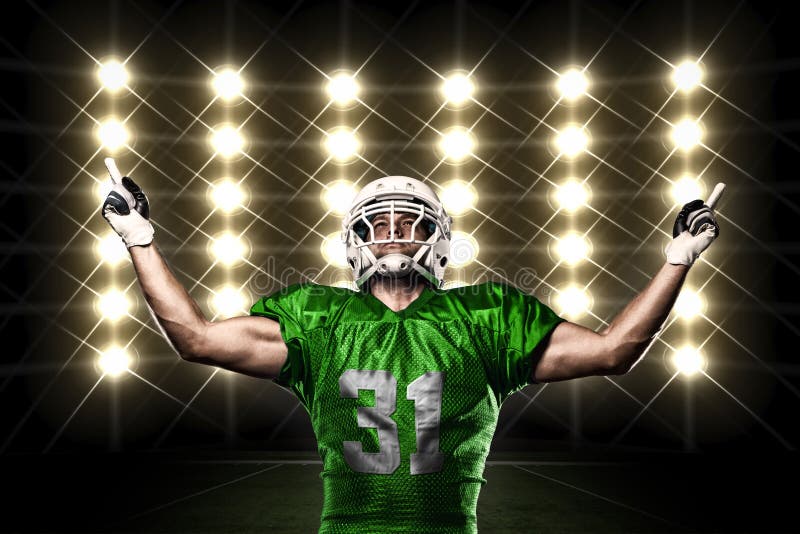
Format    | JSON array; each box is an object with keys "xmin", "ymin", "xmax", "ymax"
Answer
[{"xmin": 102, "ymin": 161, "xmax": 722, "ymax": 533}]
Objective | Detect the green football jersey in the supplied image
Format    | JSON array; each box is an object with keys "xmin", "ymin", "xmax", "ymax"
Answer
[{"xmin": 250, "ymin": 281, "xmax": 564, "ymax": 533}]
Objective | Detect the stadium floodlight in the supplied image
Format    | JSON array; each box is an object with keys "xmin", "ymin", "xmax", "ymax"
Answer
[
  {"xmin": 209, "ymin": 232, "xmax": 249, "ymax": 266},
  {"xmin": 209, "ymin": 179, "xmax": 248, "ymax": 214},
  {"xmin": 321, "ymin": 232, "xmax": 349, "ymax": 268},
  {"xmin": 439, "ymin": 180, "xmax": 478, "ymax": 216},
  {"xmin": 209, "ymin": 285, "xmax": 250, "ymax": 319},
  {"xmin": 95, "ymin": 231, "xmax": 129, "ymax": 266},
  {"xmin": 212, "ymin": 67, "xmax": 244, "ymax": 101},
  {"xmin": 553, "ymin": 285, "xmax": 592, "ymax": 319},
  {"xmin": 672, "ymin": 60, "xmax": 703, "ymax": 93},
  {"xmin": 439, "ymin": 127, "xmax": 476, "ymax": 163},
  {"xmin": 671, "ymin": 346, "xmax": 705, "ymax": 376},
  {"xmin": 210, "ymin": 125, "xmax": 245, "ymax": 158},
  {"xmin": 321, "ymin": 180, "xmax": 359, "ymax": 216},
  {"xmin": 670, "ymin": 118, "xmax": 703, "ymax": 151},
  {"xmin": 97, "ymin": 59, "xmax": 129, "ymax": 92},
  {"xmin": 326, "ymin": 71, "xmax": 360, "ymax": 107},
  {"xmin": 97, "ymin": 118, "xmax": 130, "ymax": 152},
  {"xmin": 324, "ymin": 128, "xmax": 361, "ymax": 163},
  {"xmin": 95, "ymin": 288, "xmax": 132, "ymax": 322},
  {"xmin": 674, "ymin": 288, "xmax": 706, "ymax": 320},
  {"xmin": 449, "ymin": 231, "xmax": 479, "ymax": 268},
  {"xmin": 98, "ymin": 346, "xmax": 132, "ymax": 377},
  {"xmin": 552, "ymin": 179, "xmax": 590, "ymax": 212},
  {"xmin": 556, "ymin": 68, "xmax": 589, "ymax": 101},
  {"xmin": 553, "ymin": 233, "xmax": 591, "ymax": 265},
  {"xmin": 441, "ymin": 71, "xmax": 475, "ymax": 107},
  {"xmin": 670, "ymin": 175, "xmax": 705, "ymax": 205},
  {"xmin": 553, "ymin": 125, "xmax": 589, "ymax": 158}
]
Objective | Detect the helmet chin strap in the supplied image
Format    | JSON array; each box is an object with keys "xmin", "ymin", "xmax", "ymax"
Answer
[
  {"xmin": 375, "ymin": 253, "xmax": 415, "ymax": 277},
  {"xmin": 356, "ymin": 253, "xmax": 439, "ymax": 288},
  {"xmin": 354, "ymin": 232, "xmax": 440, "ymax": 289}
]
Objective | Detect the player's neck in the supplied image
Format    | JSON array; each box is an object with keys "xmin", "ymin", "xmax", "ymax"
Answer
[{"xmin": 369, "ymin": 276, "xmax": 426, "ymax": 312}]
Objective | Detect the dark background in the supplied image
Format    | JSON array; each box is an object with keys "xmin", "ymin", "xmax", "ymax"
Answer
[{"xmin": 2, "ymin": 0, "xmax": 799, "ymax": 531}]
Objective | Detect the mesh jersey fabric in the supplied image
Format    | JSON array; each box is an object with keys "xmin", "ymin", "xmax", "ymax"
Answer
[{"xmin": 250, "ymin": 281, "xmax": 564, "ymax": 533}]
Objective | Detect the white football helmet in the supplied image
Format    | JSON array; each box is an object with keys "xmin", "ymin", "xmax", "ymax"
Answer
[{"xmin": 342, "ymin": 176, "xmax": 452, "ymax": 290}]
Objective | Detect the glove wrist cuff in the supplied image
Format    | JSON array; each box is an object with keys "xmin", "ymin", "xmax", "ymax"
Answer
[
  {"xmin": 665, "ymin": 230, "xmax": 713, "ymax": 266},
  {"xmin": 123, "ymin": 223, "xmax": 155, "ymax": 248},
  {"xmin": 665, "ymin": 254, "xmax": 695, "ymax": 266}
]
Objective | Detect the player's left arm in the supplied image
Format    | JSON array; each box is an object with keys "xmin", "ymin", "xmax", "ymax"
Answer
[
  {"xmin": 532, "ymin": 263, "xmax": 689, "ymax": 382},
  {"xmin": 532, "ymin": 184, "xmax": 725, "ymax": 383}
]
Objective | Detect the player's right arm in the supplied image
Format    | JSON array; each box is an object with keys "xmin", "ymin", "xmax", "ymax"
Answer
[
  {"xmin": 128, "ymin": 245, "xmax": 288, "ymax": 378},
  {"xmin": 100, "ymin": 159, "xmax": 288, "ymax": 379}
]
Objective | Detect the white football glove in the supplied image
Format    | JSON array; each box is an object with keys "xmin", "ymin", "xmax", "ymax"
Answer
[
  {"xmin": 100, "ymin": 158, "xmax": 154, "ymax": 248},
  {"xmin": 665, "ymin": 183, "xmax": 725, "ymax": 266}
]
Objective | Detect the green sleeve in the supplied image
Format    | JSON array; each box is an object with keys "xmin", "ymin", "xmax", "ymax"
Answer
[
  {"xmin": 495, "ymin": 284, "xmax": 565, "ymax": 398},
  {"xmin": 250, "ymin": 284, "xmax": 311, "ymax": 400}
]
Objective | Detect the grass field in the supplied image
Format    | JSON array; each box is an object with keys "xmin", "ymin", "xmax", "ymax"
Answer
[{"xmin": 3, "ymin": 450, "xmax": 797, "ymax": 533}]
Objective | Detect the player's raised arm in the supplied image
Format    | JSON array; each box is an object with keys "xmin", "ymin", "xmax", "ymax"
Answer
[
  {"xmin": 532, "ymin": 185, "xmax": 724, "ymax": 383},
  {"xmin": 100, "ymin": 159, "xmax": 288, "ymax": 379}
]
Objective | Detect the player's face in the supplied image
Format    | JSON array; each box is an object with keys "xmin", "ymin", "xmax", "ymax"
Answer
[{"xmin": 367, "ymin": 212, "xmax": 429, "ymax": 259}]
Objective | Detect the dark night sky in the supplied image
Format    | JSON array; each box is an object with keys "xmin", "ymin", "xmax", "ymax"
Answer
[{"xmin": 1, "ymin": 0, "xmax": 799, "ymax": 457}]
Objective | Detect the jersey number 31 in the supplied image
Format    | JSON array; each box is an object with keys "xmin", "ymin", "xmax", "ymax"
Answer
[{"xmin": 339, "ymin": 369, "xmax": 445, "ymax": 475}]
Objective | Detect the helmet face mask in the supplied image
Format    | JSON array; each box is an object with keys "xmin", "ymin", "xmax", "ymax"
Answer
[
  {"xmin": 342, "ymin": 177, "xmax": 452, "ymax": 290},
  {"xmin": 352, "ymin": 200, "xmax": 435, "ymax": 243}
]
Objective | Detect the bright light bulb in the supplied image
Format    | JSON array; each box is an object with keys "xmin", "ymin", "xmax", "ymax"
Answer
[
  {"xmin": 209, "ymin": 180, "xmax": 248, "ymax": 214},
  {"xmin": 554, "ymin": 233, "xmax": 591, "ymax": 265},
  {"xmin": 439, "ymin": 127, "xmax": 476, "ymax": 163},
  {"xmin": 674, "ymin": 288, "xmax": 706, "ymax": 320},
  {"xmin": 98, "ymin": 60, "xmax": 129, "ymax": 92},
  {"xmin": 670, "ymin": 119, "xmax": 703, "ymax": 151},
  {"xmin": 97, "ymin": 119, "xmax": 130, "ymax": 151},
  {"xmin": 321, "ymin": 232, "xmax": 349, "ymax": 268},
  {"xmin": 554, "ymin": 286, "xmax": 592, "ymax": 319},
  {"xmin": 441, "ymin": 72, "xmax": 475, "ymax": 106},
  {"xmin": 672, "ymin": 60, "xmax": 703, "ymax": 92},
  {"xmin": 556, "ymin": 68, "xmax": 589, "ymax": 100},
  {"xmin": 96, "ymin": 289, "xmax": 131, "ymax": 322},
  {"xmin": 670, "ymin": 175, "xmax": 705, "ymax": 205},
  {"xmin": 209, "ymin": 233, "xmax": 249, "ymax": 266},
  {"xmin": 449, "ymin": 231, "xmax": 479, "ymax": 268},
  {"xmin": 324, "ymin": 128, "xmax": 361, "ymax": 163},
  {"xmin": 439, "ymin": 180, "xmax": 478, "ymax": 216},
  {"xmin": 672, "ymin": 346, "xmax": 705, "ymax": 376},
  {"xmin": 210, "ymin": 126, "xmax": 245, "ymax": 158},
  {"xmin": 553, "ymin": 180, "xmax": 590, "ymax": 212},
  {"xmin": 212, "ymin": 68, "xmax": 244, "ymax": 101},
  {"xmin": 326, "ymin": 72, "xmax": 360, "ymax": 107},
  {"xmin": 209, "ymin": 286, "xmax": 250, "ymax": 319},
  {"xmin": 95, "ymin": 232, "xmax": 129, "ymax": 266},
  {"xmin": 98, "ymin": 346, "xmax": 131, "ymax": 377},
  {"xmin": 321, "ymin": 180, "xmax": 359, "ymax": 215},
  {"xmin": 554, "ymin": 126, "xmax": 589, "ymax": 158}
]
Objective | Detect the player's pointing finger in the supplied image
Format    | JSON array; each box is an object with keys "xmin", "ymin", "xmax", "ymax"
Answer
[
  {"xmin": 705, "ymin": 182, "xmax": 725, "ymax": 210},
  {"xmin": 105, "ymin": 157, "xmax": 123, "ymax": 185}
]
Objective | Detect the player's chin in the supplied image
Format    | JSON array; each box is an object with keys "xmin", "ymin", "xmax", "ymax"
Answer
[
  {"xmin": 372, "ymin": 272, "xmax": 420, "ymax": 291},
  {"xmin": 375, "ymin": 245, "xmax": 412, "ymax": 258}
]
